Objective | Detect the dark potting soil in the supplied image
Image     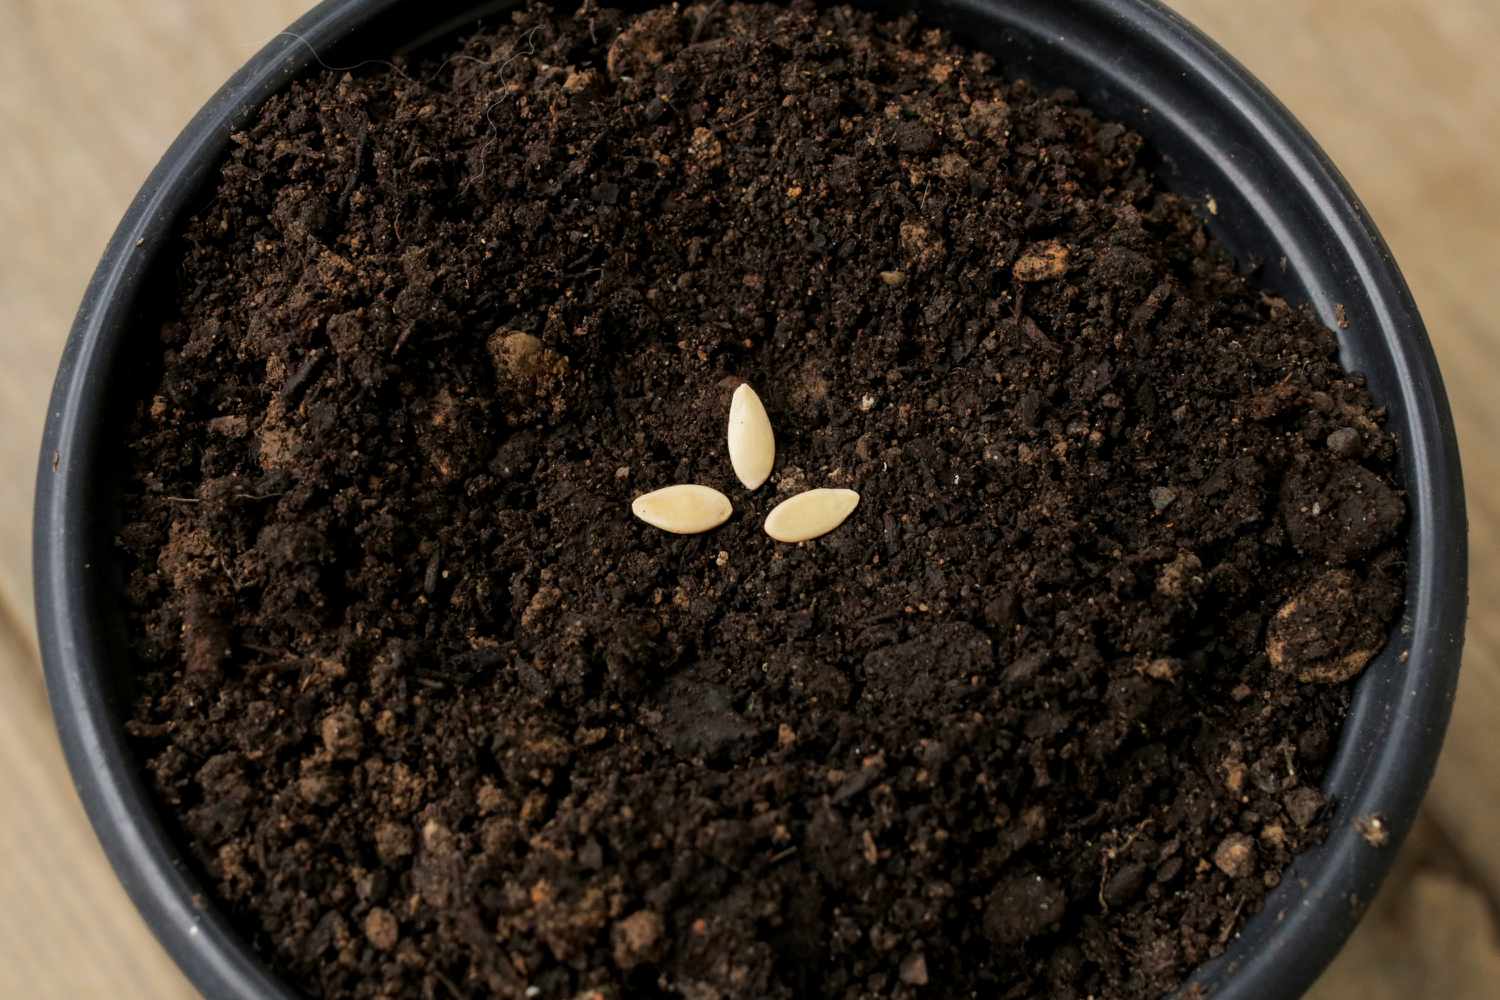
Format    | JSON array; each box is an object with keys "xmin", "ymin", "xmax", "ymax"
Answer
[{"xmin": 119, "ymin": 3, "xmax": 1408, "ymax": 998}]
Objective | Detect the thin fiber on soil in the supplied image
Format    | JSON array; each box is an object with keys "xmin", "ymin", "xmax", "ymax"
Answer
[{"xmin": 119, "ymin": 3, "xmax": 1407, "ymax": 998}]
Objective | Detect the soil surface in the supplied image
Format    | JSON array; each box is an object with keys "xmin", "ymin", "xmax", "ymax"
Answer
[{"xmin": 119, "ymin": 3, "xmax": 1407, "ymax": 998}]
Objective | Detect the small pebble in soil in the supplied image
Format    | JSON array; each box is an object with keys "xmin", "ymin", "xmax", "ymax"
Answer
[
  {"xmin": 1285, "ymin": 788, "xmax": 1329, "ymax": 830},
  {"xmin": 363, "ymin": 908, "xmax": 398, "ymax": 951},
  {"xmin": 1355, "ymin": 814, "xmax": 1390, "ymax": 847},
  {"xmin": 1214, "ymin": 833, "xmax": 1258, "ymax": 879},
  {"xmin": 611, "ymin": 909, "xmax": 665, "ymax": 969},
  {"xmin": 1012, "ymin": 240, "xmax": 1070, "ymax": 282},
  {"xmin": 319, "ymin": 706, "xmax": 362, "ymax": 760},
  {"xmin": 763, "ymin": 487, "xmax": 860, "ymax": 542},
  {"xmin": 1326, "ymin": 426, "xmax": 1363, "ymax": 457},
  {"xmin": 900, "ymin": 953, "xmax": 931, "ymax": 986},
  {"xmin": 486, "ymin": 329, "xmax": 571, "ymax": 424},
  {"xmin": 630, "ymin": 484, "xmax": 733, "ymax": 534},
  {"xmin": 983, "ymin": 875, "xmax": 1068, "ymax": 945}
]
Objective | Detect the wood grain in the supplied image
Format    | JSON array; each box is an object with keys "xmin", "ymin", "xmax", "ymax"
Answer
[
  {"xmin": 0, "ymin": 2, "xmax": 307, "ymax": 996},
  {"xmin": 0, "ymin": 1, "xmax": 1495, "ymax": 996}
]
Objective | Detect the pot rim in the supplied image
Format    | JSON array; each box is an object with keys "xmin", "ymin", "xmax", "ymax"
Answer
[{"xmin": 34, "ymin": 2, "xmax": 1467, "ymax": 998}]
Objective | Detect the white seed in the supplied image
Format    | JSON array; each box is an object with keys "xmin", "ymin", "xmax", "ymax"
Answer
[
  {"xmin": 727, "ymin": 383, "xmax": 776, "ymax": 490},
  {"xmin": 631, "ymin": 485, "xmax": 733, "ymax": 534},
  {"xmin": 763, "ymin": 488, "xmax": 860, "ymax": 543}
]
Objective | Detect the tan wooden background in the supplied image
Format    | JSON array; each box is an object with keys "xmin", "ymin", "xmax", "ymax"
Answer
[{"xmin": 1, "ymin": 1, "xmax": 1496, "ymax": 995}]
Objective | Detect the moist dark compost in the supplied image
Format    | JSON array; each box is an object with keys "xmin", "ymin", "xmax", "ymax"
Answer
[{"xmin": 118, "ymin": 3, "xmax": 1408, "ymax": 998}]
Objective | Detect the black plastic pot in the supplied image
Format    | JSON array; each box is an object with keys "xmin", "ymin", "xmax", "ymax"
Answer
[{"xmin": 35, "ymin": 1, "xmax": 1466, "ymax": 997}]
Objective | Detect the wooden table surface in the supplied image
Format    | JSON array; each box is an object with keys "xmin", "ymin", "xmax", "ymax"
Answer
[{"xmin": 2, "ymin": 1, "xmax": 1496, "ymax": 996}]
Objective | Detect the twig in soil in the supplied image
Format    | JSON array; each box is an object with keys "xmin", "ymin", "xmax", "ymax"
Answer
[
  {"xmin": 254, "ymin": 824, "xmax": 269, "ymax": 879},
  {"xmin": 280, "ymin": 349, "xmax": 328, "ymax": 404},
  {"xmin": 724, "ymin": 108, "xmax": 760, "ymax": 133},
  {"xmin": 690, "ymin": 0, "xmax": 724, "ymax": 43},
  {"xmin": 217, "ymin": 554, "xmax": 241, "ymax": 591},
  {"xmin": 163, "ymin": 495, "xmax": 201, "ymax": 504},
  {"xmin": 245, "ymin": 658, "xmax": 308, "ymax": 676},
  {"xmin": 431, "ymin": 968, "xmax": 465, "ymax": 999},
  {"xmin": 336, "ymin": 121, "xmax": 370, "ymax": 216},
  {"xmin": 1217, "ymin": 897, "xmax": 1246, "ymax": 944},
  {"xmin": 125, "ymin": 720, "xmax": 173, "ymax": 739}
]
